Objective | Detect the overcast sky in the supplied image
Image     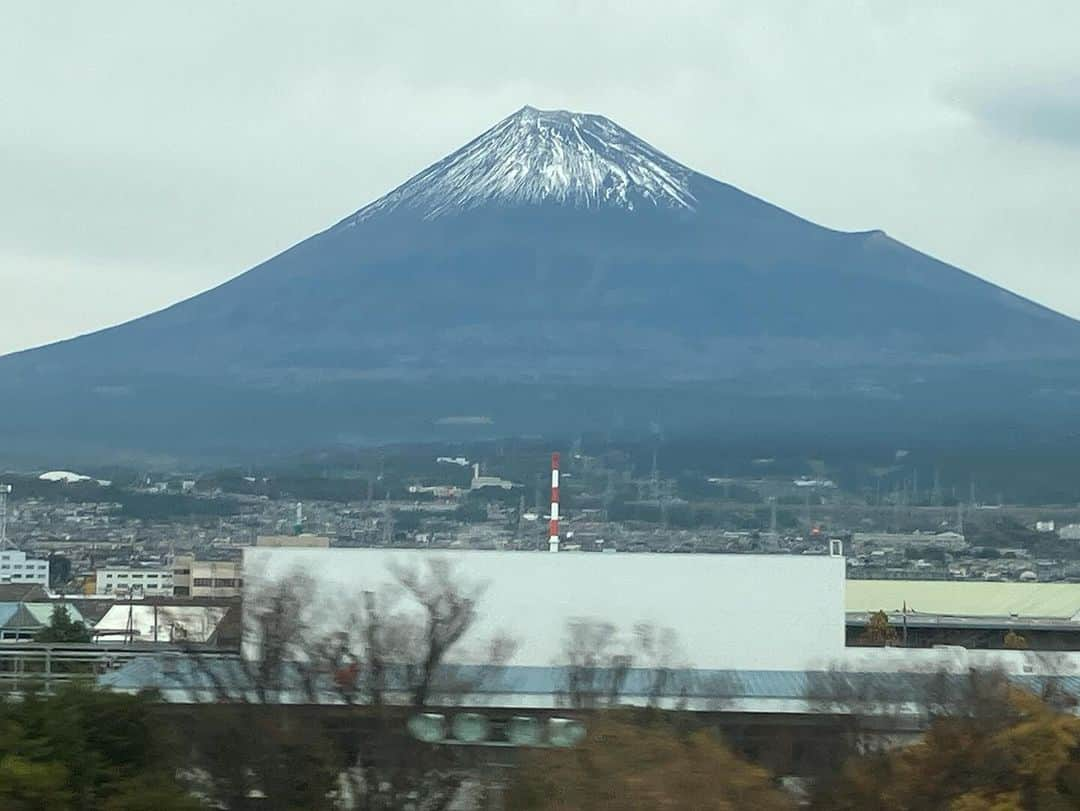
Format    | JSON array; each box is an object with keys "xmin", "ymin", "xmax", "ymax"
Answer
[{"xmin": 3, "ymin": 1, "xmax": 1078, "ymax": 355}]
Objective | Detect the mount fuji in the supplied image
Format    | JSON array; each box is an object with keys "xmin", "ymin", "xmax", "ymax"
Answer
[{"xmin": 4, "ymin": 106, "xmax": 1080, "ymax": 460}]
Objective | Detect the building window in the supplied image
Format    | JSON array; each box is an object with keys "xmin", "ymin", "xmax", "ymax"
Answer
[
  {"xmin": 193, "ymin": 578, "xmax": 213, "ymax": 587},
  {"xmin": 212, "ymin": 578, "xmax": 236, "ymax": 587},
  {"xmin": 174, "ymin": 569, "xmax": 191, "ymax": 576}
]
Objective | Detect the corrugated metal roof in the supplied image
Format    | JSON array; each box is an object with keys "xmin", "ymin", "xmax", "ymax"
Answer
[
  {"xmin": 97, "ymin": 658, "xmax": 1080, "ymax": 707},
  {"xmin": 846, "ymin": 581, "xmax": 1080, "ymax": 620},
  {"xmin": 94, "ymin": 605, "xmax": 227, "ymax": 643}
]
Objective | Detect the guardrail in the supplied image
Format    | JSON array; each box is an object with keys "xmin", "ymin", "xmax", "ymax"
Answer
[{"xmin": 0, "ymin": 643, "xmax": 231, "ymax": 694}]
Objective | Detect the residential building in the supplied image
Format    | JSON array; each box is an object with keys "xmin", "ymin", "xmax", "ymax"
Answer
[
  {"xmin": 172, "ymin": 555, "xmax": 242, "ymax": 598},
  {"xmin": 0, "ymin": 550, "xmax": 50, "ymax": 585},
  {"xmin": 94, "ymin": 566, "xmax": 174, "ymax": 596},
  {"xmin": 255, "ymin": 534, "xmax": 331, "ymax": 548},
  {"xmin": 852, "ymin": 531, "xmax": 967, "ymax": 550}
]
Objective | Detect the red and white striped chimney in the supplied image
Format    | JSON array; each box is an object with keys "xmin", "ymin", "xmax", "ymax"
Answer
[{"xmin": 548, "ymin": 452, "xmax": 560, "ymax": 552}]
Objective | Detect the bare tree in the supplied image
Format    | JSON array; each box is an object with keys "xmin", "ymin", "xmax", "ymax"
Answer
[
  {"xmin": 804, "ymin": 656, "xmax": 1080, "ymax": 770},
  {"xmin": 559, "ymin": 618, "xmax": 629, "ymax": 709},
  {"xmin": 557, "ymin": 619, "xmax": 732, "ymax": 711},
  {"xmin": 174, "ymin": 557, "xmax": 515, "ymax": 810}
]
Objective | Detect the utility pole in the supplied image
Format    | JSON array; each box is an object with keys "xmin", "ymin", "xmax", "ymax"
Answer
[
  {"xmin": 381, "ymin": 503, "xmax": 394, "ymax": 546},
  {"xmin": 602, "ymin": 471, "xmax": 615, "ymax": 523},
  {"xmin": 0, "ymin": 483, "xmax": 11, "ymax": 549},
  {"xmin": 650, "ymin": 446, "xmax": 659, "ymax": 501}
]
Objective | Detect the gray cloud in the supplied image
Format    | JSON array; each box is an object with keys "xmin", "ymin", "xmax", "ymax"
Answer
[
  {"xmin": 952, "ymin": 77, "xmax": 1080, "ymax": 147},
  {"xmin": 2, "ymin": 1, "xmax": 1079, "ymax": 353}
]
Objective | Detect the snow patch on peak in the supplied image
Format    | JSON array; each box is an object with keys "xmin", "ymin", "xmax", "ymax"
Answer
[{"xmin": 346, "ymin": 106, "xmax": 698, "ymax": 223}]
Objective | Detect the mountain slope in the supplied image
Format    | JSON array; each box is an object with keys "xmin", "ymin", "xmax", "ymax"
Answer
[{"xmin": 2, "ymin": 106, "xmax": 1078, "ymax": 460}]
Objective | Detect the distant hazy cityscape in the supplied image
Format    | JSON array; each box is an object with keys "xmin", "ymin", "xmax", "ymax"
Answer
[{"xmin": 7, "ymin": 440, "xmax": 1080, "ymax": 602}]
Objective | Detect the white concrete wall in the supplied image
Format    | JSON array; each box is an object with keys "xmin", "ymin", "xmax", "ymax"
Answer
[{"xmin": 243, "ymin": 549, "xmax": 847, "ymax": 671}]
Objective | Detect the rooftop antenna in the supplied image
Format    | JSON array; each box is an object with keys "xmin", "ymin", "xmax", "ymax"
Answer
[
  {"xmin": 548, "ymin": 453, "xmax": 560, "ymax": 552},
  {"xmin": 0, "ymin": 483, "xmax": 12, "ymax": 549}
]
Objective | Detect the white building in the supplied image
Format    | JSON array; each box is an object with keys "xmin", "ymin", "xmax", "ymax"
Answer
[
  {"xmin": 470, "ymin": 464, "xmax": 515, "ymax": 491},
  {"xmin": 0, "ymin": 550, "xmax": 50, "ymax": 585},
  {"xmin": 243, "ymin": 548, "xmax": 847, "ymax": 672},
  {"xmin": 95, "ymin": 566, "xmax": 174, "ymax": 596}
]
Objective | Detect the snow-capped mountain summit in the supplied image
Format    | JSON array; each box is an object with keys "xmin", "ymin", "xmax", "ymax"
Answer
[{"xmin": 347, "ymin": 106, "xmax": 697, "ymax": 223}]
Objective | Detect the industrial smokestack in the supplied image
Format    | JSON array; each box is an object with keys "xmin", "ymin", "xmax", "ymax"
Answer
[{"xmin": 549, "ymin": 453, "xmax": 560, "ymax": 552}]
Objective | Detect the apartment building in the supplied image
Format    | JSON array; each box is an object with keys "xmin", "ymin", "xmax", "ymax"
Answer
[
  {"xmin": 95, "ymin": 566, "xmax": 174, "ymax": 596},
  {"xmin": 0, "ymin": 550, "xmax": 49, "ymax": 585},
  {"xmin": 172, "ymin": 555, "xmax": 242, "ymax": 598}
]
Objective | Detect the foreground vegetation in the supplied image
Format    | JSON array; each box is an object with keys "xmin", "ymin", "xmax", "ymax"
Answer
[
  {"xmin": 0, "ymin": 687, "xmax": 198, "ymax": 810},
  {"xmin": 2, "ymin": 676, "xmax": 1079, "ymax": 810},
  {"xmin": 8, "ymin": 570, "xmax": 1080, "ymax": 809}
]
